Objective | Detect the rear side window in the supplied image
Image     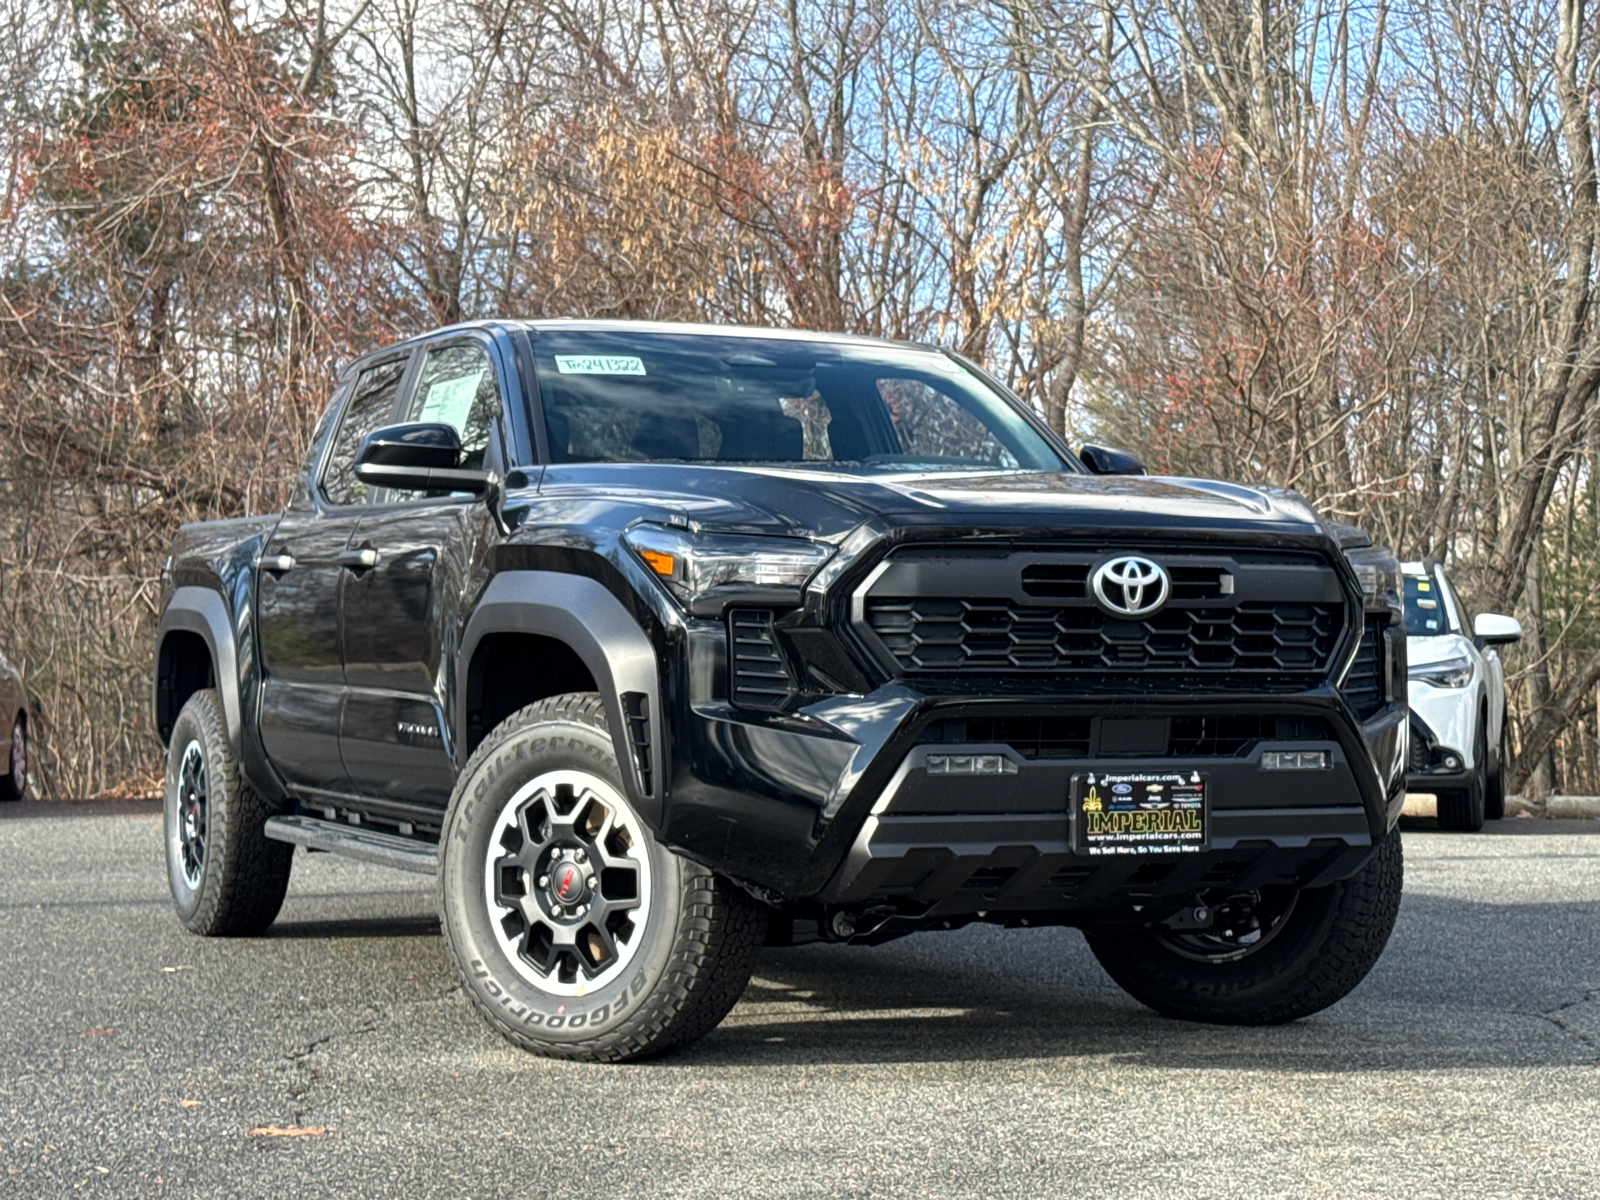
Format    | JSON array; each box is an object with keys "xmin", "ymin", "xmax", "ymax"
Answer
[{"xmin": 321, "ymin": 357, "xmax": 407, "ymax": 506}]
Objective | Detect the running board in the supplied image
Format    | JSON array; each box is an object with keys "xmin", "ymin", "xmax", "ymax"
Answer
[{"xmin": 264, "ymin": 815, "xmax": 439, "ymax": 875}]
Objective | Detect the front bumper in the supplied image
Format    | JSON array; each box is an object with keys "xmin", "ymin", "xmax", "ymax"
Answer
[{"xmin": 662, "ymin": 652, "xmax": 1407, "ymax": 905}]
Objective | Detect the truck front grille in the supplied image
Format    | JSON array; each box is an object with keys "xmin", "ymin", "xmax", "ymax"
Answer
[
  {"xmin": 864, "ymin": 597, "xmax": 1342, "ymax": 690},
  {"xmin": 1340, "ymin": 616, "xmax": 1387, "ymax": 718},
  {"xmin": 728, "ymin": 609, "xmax": 796, "ymax": 710},
  {"xmin": 918, "ymin": 713, "xmax": 1333, "ymax": 759}
]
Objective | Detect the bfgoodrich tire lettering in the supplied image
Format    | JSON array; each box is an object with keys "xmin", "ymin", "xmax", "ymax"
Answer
[
  {"xmin": 163, "ymin": 689, "xmax": 293, "ymax": 936},
  {"xmin": 1086, "ymin": 830, "xmax": 1403, "ymax": 1024},
  {"xmin": 439, "ymin": 693, "xmax": 766, "ymax": 1062}
]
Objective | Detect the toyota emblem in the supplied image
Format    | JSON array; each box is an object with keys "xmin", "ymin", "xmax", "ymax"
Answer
[{"xmin": 1091, "ymin": 555, "xmax": 1171, "ymax": 617}]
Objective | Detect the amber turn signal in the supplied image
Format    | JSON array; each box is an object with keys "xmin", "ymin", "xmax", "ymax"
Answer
[{"xmin": 639, "ymin": 548, "xmax": 676, "ymax": 577}]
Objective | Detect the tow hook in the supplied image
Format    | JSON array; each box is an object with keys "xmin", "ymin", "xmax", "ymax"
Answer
[
  {"xmin": 826, "ymin": 906, "xmax": 897, "ymax": 942},
  {"xmin": 1161, "ymin": 897, "xmax": 1215, "ymax": 932}
]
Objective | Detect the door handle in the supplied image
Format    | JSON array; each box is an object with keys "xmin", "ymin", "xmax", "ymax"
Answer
[
  {"xmin": 260, "ymin": 554, "xmax": 295, "ymax": 573},
  {"xmin": 337, "ymin": 548, "xmax": 380, "ymax": 571}
]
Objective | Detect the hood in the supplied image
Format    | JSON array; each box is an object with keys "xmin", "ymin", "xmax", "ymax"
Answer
[
  {"xmin": 1406, "ymin": 632, "xmax": 1474, "ymax": 666},
  {"xmin": 535, "ymin": 463, "xmax": 1330, "ymax": 544}
]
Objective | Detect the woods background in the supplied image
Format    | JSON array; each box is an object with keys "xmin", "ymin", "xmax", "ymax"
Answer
[{"xmin": 4, "ymin": 0, "xmax": 1600, "ymax": 800}]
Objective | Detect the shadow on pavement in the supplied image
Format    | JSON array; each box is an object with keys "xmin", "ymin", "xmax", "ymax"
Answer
[{"xmin": 665, "ymin": 889, "xmax": 1600, "ymax": 1071}]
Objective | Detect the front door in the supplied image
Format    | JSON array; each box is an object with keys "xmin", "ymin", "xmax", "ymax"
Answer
[
  {"xmin": 257, "ymin": 355, "xmax": 410, "ymax": 792},
  {"xmin": 339, "ymin": 336, "xmax": 508, "ymax": 807}
]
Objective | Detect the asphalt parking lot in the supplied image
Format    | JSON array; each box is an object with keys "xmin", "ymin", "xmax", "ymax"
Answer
[{"xmin": 1, "ymin": 804, "xmax": 1596, "ymax": 1199}]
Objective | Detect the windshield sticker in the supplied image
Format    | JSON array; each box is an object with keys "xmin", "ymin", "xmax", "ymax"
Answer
[
  {"xmin": 1417, "ymin": 581, "xmax": 1431, "ymax": 590},
  {"xmin": 555, "ymin": 355, "xmax": 647, "ymax": 376},
  {"xmin": 417, "ymin": 370, "xmax": 483, "ymax": 429},
  {"xmin": 1417, "ymin": 599, "xmax": 1437, "ymax": 609}
]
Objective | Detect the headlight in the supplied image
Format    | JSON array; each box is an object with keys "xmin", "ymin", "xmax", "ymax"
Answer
[
  {"xmin": 1345, "ymin": 544, "xmax": 1403, "ymax": 620},
  {"xmin": 624, "ymin": 524, "xmax": 835, "ymax": 613},
  {"xmin": 1409, "ymin": 655, "xmax": 1473, "ymax": 688}
]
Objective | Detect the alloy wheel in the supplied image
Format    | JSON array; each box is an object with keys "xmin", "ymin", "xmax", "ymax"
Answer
[
  {"xmin": 175, "ymin": 740, "xmax": 208, "ymax": 888},
  {"xmin": 484, "ymin": 769, "xmax": 653, "ymax": 996},
  {"xmin": 1156, "ymin": 887, "xmax": 1299, "ymax": 964}
]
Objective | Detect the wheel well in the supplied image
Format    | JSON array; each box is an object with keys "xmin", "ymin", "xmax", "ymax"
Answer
[
  {"xmin": 465, "ymin": 633, "xmax": 599, "ymax": 756},
  {"xmin": 157, "ymin": 631, "xmax": 214, "ymax": 745}
]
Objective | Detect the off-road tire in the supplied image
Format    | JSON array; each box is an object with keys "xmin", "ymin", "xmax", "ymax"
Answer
[
  {"xmin": 1, "ymin": 717, "xmax": 25, "ymax": 802},
  {"xmin": 1086, "ymin": 830, "xmax": 1403, "ymax": 1024},
  {"xmin": 439, "ymin": 693, "xmax": 767, "ymax": 1062},
  {"xmin": 1483, "ymin": 720, "xmax": 1507, "ymax": 822},
  {"xmin": 164, "ymin": 689, "xmax": 293, "ymax": 936},
  {"xmin": 1438, "ymin": 718, "xmax": 1488, "ymax": 831}
]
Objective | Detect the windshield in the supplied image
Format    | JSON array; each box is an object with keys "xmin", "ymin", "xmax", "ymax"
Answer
[
  {"xmin": 1404, "ymin": 574, "xmax": 1454, "ymax": 636},
  {"xmin": 530, "ymin": 330, "xmax": 1070, "ymax": 472}
]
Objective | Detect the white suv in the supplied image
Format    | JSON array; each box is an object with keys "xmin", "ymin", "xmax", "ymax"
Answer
[{"xmin": 1403, "ymin": 562, "xmax": 1522, "ymax": 830}]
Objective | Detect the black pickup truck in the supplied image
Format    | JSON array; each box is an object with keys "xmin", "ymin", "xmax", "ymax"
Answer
[{"xmin": 154, "ymin": 320, "xmax": 1408, "ymax": 1061}]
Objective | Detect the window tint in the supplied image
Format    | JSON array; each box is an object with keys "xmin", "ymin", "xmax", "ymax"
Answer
[
  {"xmin": 321, "ymin": 357, "xmax": 407, "ymax": 506},
  {"xmin": 406, "ymin": 342, "xmax": 501, "ymax": 470},
  {"xmin": 533, "ymin": 332, "xmax": 1067, "ymax": 471}
]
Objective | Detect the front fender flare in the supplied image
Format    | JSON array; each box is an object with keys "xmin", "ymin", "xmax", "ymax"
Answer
[
  {"xmin": 155, "ymin": 586, "xmax": 242, "ymax": 757},
  {"xmin": 458, "ymin": 572, "xmax": 663, "ymax": 828}
]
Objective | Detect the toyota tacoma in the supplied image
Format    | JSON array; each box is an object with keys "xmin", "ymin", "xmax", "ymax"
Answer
[{"xmin": 153, "ymin": 320, "xmax": 1409, "ymax": 1061}]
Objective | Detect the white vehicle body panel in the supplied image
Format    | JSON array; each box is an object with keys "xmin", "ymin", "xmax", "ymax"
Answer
[{"xmin": 1402, "ymin": 563, "xmax": 1508, "ymax": 776}]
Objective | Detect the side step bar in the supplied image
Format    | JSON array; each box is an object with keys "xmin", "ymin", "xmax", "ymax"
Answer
[{"xmin": 264, "ymin": 815, "xmax": 439, "ymax": 875}]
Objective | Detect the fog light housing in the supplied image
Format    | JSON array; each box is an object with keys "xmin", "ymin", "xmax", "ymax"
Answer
[
  {"xmin": 926, "ymin": 753, "xmax": 1018, "ymax": 776},
  {"xmin": 1261, "ymin": 750, "xmax": 1330, "ymax": 771}
]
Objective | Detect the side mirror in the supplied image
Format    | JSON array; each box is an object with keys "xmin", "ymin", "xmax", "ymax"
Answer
[
  {"xmin": 355, "ymin": 423, "xmax": 492, "ymax": 494},
  {"xmin": 1078, "ymin": 444, "xmax": 1147, "ymax": 476},
  {"xmin": 1473, "ymin": 612, "xmax": 1522, "ymax": 649}
]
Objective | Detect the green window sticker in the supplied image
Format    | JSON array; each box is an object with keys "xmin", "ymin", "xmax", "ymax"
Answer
[
  {"xmin": 417, "ymin": 370, "xmax": 484, "ymax": 430},
  {"xmin": 555, "ymin": 355, "xmax": 647, "ymax": 376}
]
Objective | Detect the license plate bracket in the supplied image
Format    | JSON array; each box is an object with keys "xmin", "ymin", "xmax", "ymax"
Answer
[{"xmin": 1071, "ymin": 771, "xmax": 1209, "ymax": 856}]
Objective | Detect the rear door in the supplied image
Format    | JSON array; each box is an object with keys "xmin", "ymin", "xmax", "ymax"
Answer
[
  {"xmin": 338, "ymin": 333, "xmax": 510, "ymax": 808},
  {"xmin": 257, "ymin": 354, "xmax": 411, "ymax": 791}
]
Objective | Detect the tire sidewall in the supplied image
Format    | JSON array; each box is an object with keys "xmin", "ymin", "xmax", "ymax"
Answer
[
  {"xmin": 11, "ymin": 719, "xmax": 25, "ymax": 799},
  {"xmin": 441, "ymin": 713, "xmax": 686, "ymax": 1046},
  {"xmin": 163, "ymin": 697, "xmax": 228, "ymax": 924}
]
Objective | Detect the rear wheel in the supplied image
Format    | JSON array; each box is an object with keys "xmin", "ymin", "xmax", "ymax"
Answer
[
  {"xmin": 1086, "ymin": 831, "xmax": 1403, "ymax": 1024},
  {"xmin": 163, "ymin": 690, "xmax": 293, "ymax": 936},
  {"xmin": 1438, "ymin": 717, "xmax": 1488, "ymax": 831},
  {"xmin": 1, "ymin": 717, "xmax": 25, "ymax": 802},
  {"xmin": 439, "ymin": 693, "xmax": 766, "ymax": 1062}
]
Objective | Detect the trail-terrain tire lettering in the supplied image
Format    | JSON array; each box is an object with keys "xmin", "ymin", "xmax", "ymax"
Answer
[{"xmin": 438, "ymin": 693, "xmax": 766, "ymax": 1062}]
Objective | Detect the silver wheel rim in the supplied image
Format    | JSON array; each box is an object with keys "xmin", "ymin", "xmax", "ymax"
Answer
[
  {"xmin": 484, "ymin": 769, "xmax": 654, "ymax": 997},
  {"xmin": 172, "ymin": 740, "xmax": 207, "ymax": 889},
  {"xmin": 10, "ymin": 720, "xmax": 23, "ymax": 793}
]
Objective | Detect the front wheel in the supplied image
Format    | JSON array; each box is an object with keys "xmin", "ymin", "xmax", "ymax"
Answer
[
  {"xmin": 1438, "ymin": 717, "xmax": 1488, "ymax": 831},
  {"xmin": 1086, "ymin": 831, "xmax": 1403, "ymax": 1024},
  {"xmin": 1483, "ymin": 720, "xmax": 1507, "ymax": 822},
  {"xmin": 439, "ymin": 694, "xmax": 766, "ymax": 1062},
  {"xmin": 1, "ymin": 717, "xmax": 26, "ymax": 802}
]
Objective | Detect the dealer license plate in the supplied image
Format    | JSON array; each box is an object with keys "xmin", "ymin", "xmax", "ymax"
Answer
[{"xmin": 1071, "ymin": 771, "xmax": 1209, "ymax": 856}]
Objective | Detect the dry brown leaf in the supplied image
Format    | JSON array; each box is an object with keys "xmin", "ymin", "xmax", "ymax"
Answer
[
  {"xmin": 247, "ymin": 1125, "xmax": 328, "ymax": 1138},
  {"xmin": 178, "ymin": 1100, "xmax": 201, "ymax": 1108},
  {"xmin": 83, "ymin": 1027, "xmax": 115, "ymax": 1037}
]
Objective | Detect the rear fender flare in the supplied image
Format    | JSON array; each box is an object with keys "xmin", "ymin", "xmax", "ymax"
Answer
[
  {"xmin": 458, "ymin": 571, "xmax": 663, "ymax": 829},
  {"xmin": 155, "ymin": 586, "xmax": 242, "ymax": 757}
]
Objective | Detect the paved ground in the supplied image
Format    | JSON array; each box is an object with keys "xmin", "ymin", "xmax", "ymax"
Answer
[{"xmin": 1, "ymin": 804, "xmax": 1597, "ymax": 1199}]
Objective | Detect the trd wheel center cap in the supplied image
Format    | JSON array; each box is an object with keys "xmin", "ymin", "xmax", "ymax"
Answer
[{"xmin": 546, "ymin": 860, "xmax": 590, "ymax": 908}]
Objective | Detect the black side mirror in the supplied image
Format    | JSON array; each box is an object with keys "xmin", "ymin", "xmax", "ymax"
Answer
[
  {"xmin": 1078, "ymin": 443, "xmax": 1147, "ymax": 476},
  {"xmin": 355, "ymin": 423, "xmax": 492, "ymax": 494}
]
